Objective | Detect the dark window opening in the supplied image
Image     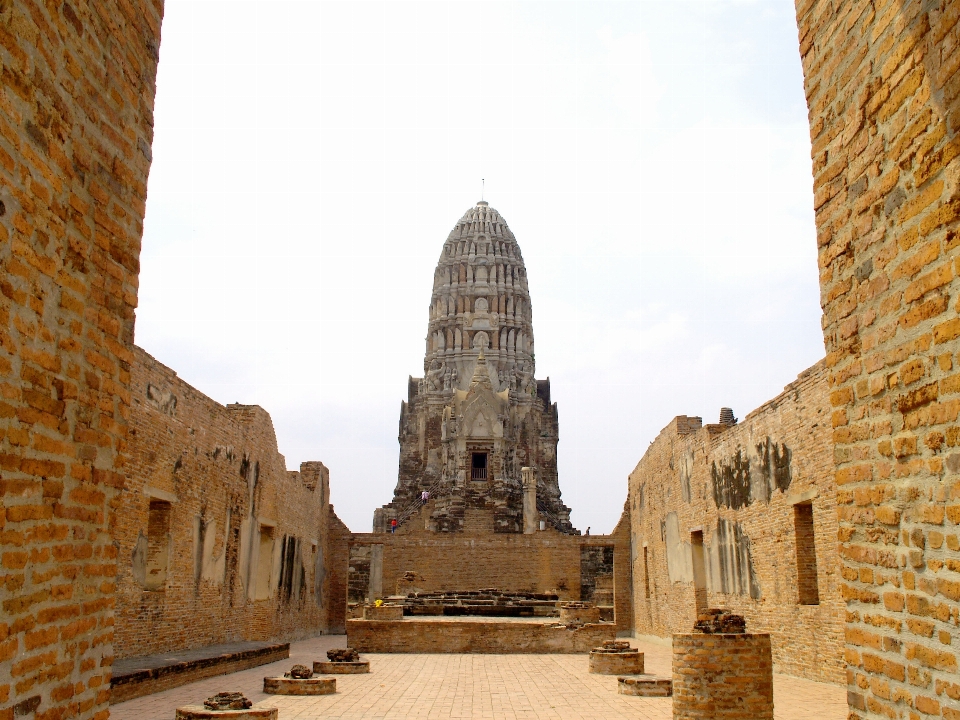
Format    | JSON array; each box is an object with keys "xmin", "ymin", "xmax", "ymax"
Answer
[
  {"xmin": 643, "ymin": 546, "xmax": 651, "ymax": 599},
  {"xmin": 145, "ymin": 499, "xmax": 171, "ymax": 591},
  {"xmin": 795, "ymin": 503, "xmax": 820, "ymax": 605},
  {"xmin": 691, "ymin": 530, "xmax": 707, "ymax": 612},
  {"xmin": 471, "ymin": 452, "xmax": 487, "ymax": 480}
]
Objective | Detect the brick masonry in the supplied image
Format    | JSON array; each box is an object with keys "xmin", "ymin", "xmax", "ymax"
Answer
[
  {"xmin": 672, "ymin": 633, "xmax": 774, "ymax": 720},
  {"xmin": 794, "ymin": 0, "xmax": 960, "ymax": 717},
  {"xmin": 345, "ymin": 509, "xmax": 633, "ymax": 634},
  {"xmin": 346, "ymin": 618, "xmax": 616, "ymax": 654},
  {"xmin": 114, "ymin": 347, "xmax": 347, "ymax": 659},
  {"xmin": 629, "ymin": 362, "xmax": 844, "ymax": 684},
  {"xmin": 0, "ymin": 2, "xmax": 162, "ymax": 719}
]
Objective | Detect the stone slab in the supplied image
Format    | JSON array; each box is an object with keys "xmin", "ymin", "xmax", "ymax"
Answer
[
  {"xmin": 589, "ymin": 650, "xmax": 643, "ymax": 675},
  {"xmin": 363, "ymin": 605, "xmax": 404, "ymax": 620},
  {"xmin": 347, "ymin": 617, "xmax": 615, "ymax": 653},
  {"xmin": 314, "ymin": 661, "xmax": 370, "ymax": 674},
  {"xmin": 112, "ymin": 642, "xmax": 290, "ymax": 704},
  {"xmin": 618, "ymin": 674, "xmax": 673, "ymax": 697},
  {"xmin": 175, "ymin": 707, "xmax": 277, "ymax": 720},
  {"xmin": 263, "ymin": 676, "xmax": 336, "ymax": 695}
]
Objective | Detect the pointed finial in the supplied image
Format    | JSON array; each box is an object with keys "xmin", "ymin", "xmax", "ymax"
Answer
[{"xmin": 482, "ymin": 178, "xmax": 484, "ymax": 201}]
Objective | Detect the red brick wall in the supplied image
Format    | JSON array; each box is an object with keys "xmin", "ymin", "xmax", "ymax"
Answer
[
  {"xmin": 113, "ymin": 348, "xmax": 344, "ymax": 658},
  {"xmin": 795, "ymin": 0, "xmax": 960, "ymax": 716},
  {"xmin": 0, "ymin": 2, "xmax": 162, "ymax": 718},
  {"xmin": 672, "ymin": 633, "xmax": 774, "ymax": 720},
  {"xmin": 629, "ymin": 363, "xmax": 844, "ymax": 684},
  {"xmin": 345, "ymin": 510, "xmax": 633, "ymax": 634}
]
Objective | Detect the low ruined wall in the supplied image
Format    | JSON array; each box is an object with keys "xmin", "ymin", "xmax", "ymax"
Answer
[
  {"xmin": 113, "ymin": 348, "xmax": 345, "ymax": 658},
  {"xmin": 629, "ymin": 362, "xmax": 843, "ymax": 684},
  {"xmin": 346, "ymin": 618, "xmax": 615, "ymax": 653},
  {"xmin": 345, "ymin": 509, "xmax": 632, "ymax": 633}
]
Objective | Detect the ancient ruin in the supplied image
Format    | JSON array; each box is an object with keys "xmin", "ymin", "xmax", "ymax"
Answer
[
  {"xmin": 672, "ymin": 612, "xmax": 774, "ymax": 720},
  {"xmin": 630, "ymin": 362, "xmax": 844, "ymax": 683},
  {"xmin": 374, "ymin": 202, "xmax": 574, "ymax": 534},
  {"xmin": 315, "ymin": 648, "xmax": 369, "ymax": 674},
  {"xmin": 2, "ymin": 1, "xmax": 959, "ymax": 719},
  {"xmin": 588, "ymin": 640, "xmax": 643, "ymax": 675}
]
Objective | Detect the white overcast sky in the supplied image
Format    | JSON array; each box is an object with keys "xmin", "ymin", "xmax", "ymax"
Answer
[{"xmin": 137, "ymin": 0, "xmax": 824, "ymax": 534}]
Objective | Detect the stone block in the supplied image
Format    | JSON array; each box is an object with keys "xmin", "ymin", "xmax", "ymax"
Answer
[
  {"xmin": 262, "ymin": 676, "xmax": 336, "ymax": 695},
  {"xmin": 618, "ymin": 675, "xmax": 673, "ymax": 697},
  {"xmin": 314, "ymin": 661, "xmax": 370, "ymax": 674},
  {"xmin": 363, "ymin": 605, "xmax": 404, "ymax": 621}
]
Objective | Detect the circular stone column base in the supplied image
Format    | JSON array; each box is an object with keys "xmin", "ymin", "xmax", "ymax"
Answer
[
  {"xmin": 175, "ymin": 707, "xmax": 278, "ymax": 719},
  {"xmin": 314, "ymin": 661, "xmax": 370, "ymax": 674},
  {"xmin": 618, "ymin": 674, "xmax": 673, "ymax": 696},
  {"xmin": 262, "ymin": 676, "xmax": 337, "ymax": 695},
  {"xmin": 588, "ymin": 650, "xmax": 644, "ymax": 675}
]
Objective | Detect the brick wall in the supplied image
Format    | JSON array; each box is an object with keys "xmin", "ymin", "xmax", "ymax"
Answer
[
  {"xmin": 345, "ymin": 508, "xmax": 633, "ymax": 633},
  {"xmin": 628, "ymin": 363, "xmax": 845, "ymax": 684},
  {"xmin": 0, "ymin": 2, "xmax": 162, "ymax": 718},
  {"xmin": 795, "ymin": 0, "xmax": 960, "ymax": 716},
  {"xmin": 672, "ymin": 633, "xmax": 774, "ymax": 720},
  {"xmin": 113, "ymin": 347, "xmax": 344, "ymax": 658}
]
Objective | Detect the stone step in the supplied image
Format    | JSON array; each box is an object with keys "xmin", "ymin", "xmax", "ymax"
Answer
[{"xmin": 617, "ymin": 675, "xmax": 673, "ymax": 697}]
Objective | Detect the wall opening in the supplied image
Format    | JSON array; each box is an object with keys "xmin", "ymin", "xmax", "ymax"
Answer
[
  {"xmin": 643, "ymin": 546, "xmax": 651, "ymax": 599},
  {"xmin": 691, "ymin": 530, "xmax": 707, "ymax": 612},
  {"xmin": 279, "ymin": 535, "xmax": 304, "ymax": 604},
  {"xmin": 794, "ymin": 503, "xmax": 820, "ymax": 605},
  {"xmin": 255, "ymin": 525, "xmax": 275, "ymax": 600},
  {"xmin": 145, "ymin": 499, "xmax": 172, "ymax": 591},
  {"xmin": 471, "ymin": 452, "xmax": 488, "ymax": 480}
]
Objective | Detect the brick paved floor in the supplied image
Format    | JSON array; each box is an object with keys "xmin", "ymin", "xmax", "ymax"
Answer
[{"xmin": 110, "ymin": 635, "xmax": 846, "ymax": 720}]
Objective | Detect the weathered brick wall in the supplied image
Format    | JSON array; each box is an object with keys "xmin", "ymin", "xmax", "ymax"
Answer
[
  {"xmin": 0, "ymin": 2, "xmax": 162, "ymax": 718},
  {"xmin": 345, "ymin": 508, "xmax": 633, "ymax": 633},
  {"xmin": 113, "ymin": 348, "xmax": 344, "ymax": 658},
  {"xmin": 629, "ymin": 363, "xmax": 844, "ymax": 684},
  {"xmin": 795, "ymin": 0, "xmax": 960, "ymax": 716},
  {"xmin": 672, "ymin": 633, "xmax": 774, "ymax": 720}
]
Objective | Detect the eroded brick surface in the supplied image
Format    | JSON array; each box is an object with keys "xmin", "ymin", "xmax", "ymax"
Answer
[
  {"xmin": 0, "ymin": 2, "xmax": 162, "ymax": 718},
  {"xmin": 629, "ymin": 364, "xmax": 844, "ymax": 684},
  {"xmin": 795, "ymin": 0, "xmax": 960, "ymax": 716},
  {"xmin": 114, "ymin": 348, "xmax": 348, "ymax": 658}
]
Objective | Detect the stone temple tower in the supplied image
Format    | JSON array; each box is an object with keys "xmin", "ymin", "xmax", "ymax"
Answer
[{"xmin": 374, "ymin": 201, "xmax": 576, "ymax": 534}]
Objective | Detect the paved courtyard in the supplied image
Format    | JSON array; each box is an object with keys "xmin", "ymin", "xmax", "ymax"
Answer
[{"xmin": 110, "ymin": 635, "xmax": 846, "ymax": 720}]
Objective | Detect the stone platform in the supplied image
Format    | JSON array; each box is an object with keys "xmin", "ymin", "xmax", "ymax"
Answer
[
  {"xmin": 347, "ymin": 616, "xmax": 615, "ymax": 653},
  {"xmin": 175, "ymin": 707, "xmax": 277, "ymax": 719},
  {"xmin": 263, "ymin": 676, "xmax": 336, "ymax": 695},
  {"xmin": 111, "ymin": 641, "xmax": 290, "ymax": 703}
]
